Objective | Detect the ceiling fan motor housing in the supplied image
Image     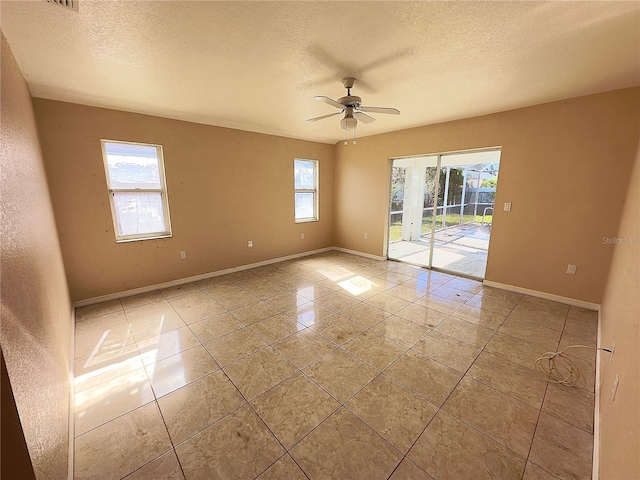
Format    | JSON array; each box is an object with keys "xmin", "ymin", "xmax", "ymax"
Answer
[
  {"xmin": 337, "ymin": 95, "xmax": 362, "ymax": 107},
  {"xmin": 307, "ymin": 76, "xmax": 399, "ymax": 131}
]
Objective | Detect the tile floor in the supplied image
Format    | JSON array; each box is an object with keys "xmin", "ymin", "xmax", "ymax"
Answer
[{"xmin": 73, "ymin": 251, "xmax": 597, "ymax": 480}]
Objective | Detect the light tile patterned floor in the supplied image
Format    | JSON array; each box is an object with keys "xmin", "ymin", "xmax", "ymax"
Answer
[{"xmin": 73, "ymin": 251, "xmax": 597, "ymax": 480}]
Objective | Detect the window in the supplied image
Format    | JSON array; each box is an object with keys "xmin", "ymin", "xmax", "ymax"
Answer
[
  {"xmin": 101, "ymin": 140, "xmax": 172, "ymax": 242},
  {"xmin": 294, "ymin": 159, "xmax": 318, "ymax": 222}
]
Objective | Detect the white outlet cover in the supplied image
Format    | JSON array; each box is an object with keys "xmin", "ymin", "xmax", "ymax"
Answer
[
  {"xmin": 567, "ymin": 264, "xmax": 577, "ymax": 274},
  {"xmin": 504, "ymin": 202, "xmax": 512, "ymax": 212}
]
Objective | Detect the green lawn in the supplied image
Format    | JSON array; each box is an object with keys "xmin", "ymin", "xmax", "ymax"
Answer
[
  {"xmin": 389, "ymin": 225, "xmax": 403, "ymax": 242},
  {"xmin": 389, "ymin": 214, "xmax": 492, "ymax": 242}
]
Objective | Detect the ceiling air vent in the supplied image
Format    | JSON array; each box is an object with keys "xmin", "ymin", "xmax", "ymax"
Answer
[{"xmin": 47, "ymin": 0, "xmax": 79, "ymax": 12}]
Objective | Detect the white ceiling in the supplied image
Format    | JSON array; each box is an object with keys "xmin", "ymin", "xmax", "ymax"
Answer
[{"xmin": 2, "ymin": 1, "xmax": 639, "ymax": 144}]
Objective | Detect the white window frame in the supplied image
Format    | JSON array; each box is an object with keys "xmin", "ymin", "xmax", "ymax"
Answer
[
  {"xmin": 100, "ymin": 139, "xmax": 172, "ymax": 242},
  {"xmin": 294, "ymin": 159, "xmax": 319, "ymax": 223}
]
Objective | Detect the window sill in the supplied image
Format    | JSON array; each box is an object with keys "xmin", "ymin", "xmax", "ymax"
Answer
[{"xmin": 115, "ymin": 233, "xmax": 172, "ymax": 243}]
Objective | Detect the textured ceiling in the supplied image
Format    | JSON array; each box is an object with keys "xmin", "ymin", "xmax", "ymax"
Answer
[{"xmin": 1, "ymin": 1, "xmax": 639, "ymax": 144}]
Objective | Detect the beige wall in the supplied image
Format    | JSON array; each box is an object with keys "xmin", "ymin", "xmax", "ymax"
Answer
[
  {"xmin": 598, "ymin": 141, "xmax": 639, "ymax": 479},
  {"xmin": 4, "ymin": 38, "xmax": 639, "ymax": 477},
  {"xmin": 33, "ymin": 100, "xmax": 335, "ymax": 301},
  {"xmin": 0, "ymin": 34, "xmax": 72, "ymax": 479},
  {"xmin": 334, "ymin": 88, "xmax": 640, "ymax": 304}
]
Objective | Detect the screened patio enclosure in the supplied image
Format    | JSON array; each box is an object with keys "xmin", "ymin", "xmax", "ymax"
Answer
[{"xmin": 388, "ymin": 149, "xmax": 501, "ymax": 278}]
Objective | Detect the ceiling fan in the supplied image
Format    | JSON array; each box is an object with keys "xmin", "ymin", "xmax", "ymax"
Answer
[{"xmin": 306, "ymin": 77, "xmax": 400, "ymax": 144}]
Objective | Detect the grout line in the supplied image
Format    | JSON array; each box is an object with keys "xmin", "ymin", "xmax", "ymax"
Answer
[
  {"xmin": 73, "ymin": 252, "xmax": 595, "ymax": 479},
  {"xmin": 521, "ymin": 300, "xmax": 570, "ymax": 475},
  {"xmin": 211, "ymin": 349, "xmax": 312, "ymax": 476},
  {"xmin": 379, "ymin": 288, "xmax": 528, "ymax": 471},
  {"xmin": 152, "ymin": 399, "xmax": 187, "ymax": 479},
  {"xmin": 165, "ymin": 381, "xmax": 250, "ymax": 450}
]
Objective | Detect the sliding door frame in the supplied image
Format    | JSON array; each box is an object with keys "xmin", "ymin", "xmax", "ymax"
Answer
[
  {"xmin": 427, "ymin": 155, "xmax": 442, "ymax": 268},
  {"xmin": 387, "ymin": 146, "xmax": 502, "ymax": 278}
]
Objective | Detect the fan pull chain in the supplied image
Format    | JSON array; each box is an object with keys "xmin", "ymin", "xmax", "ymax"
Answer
[{"xmin": 344, "ymin": 127, "xmax": 357, "ymax": 145}]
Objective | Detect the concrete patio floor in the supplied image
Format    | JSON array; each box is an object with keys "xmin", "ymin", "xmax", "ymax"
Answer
[{"xmin": 388, "ymin": 223, "xmax": 491, "ymax": 278}]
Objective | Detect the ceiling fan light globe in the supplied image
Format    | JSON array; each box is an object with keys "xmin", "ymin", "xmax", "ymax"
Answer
[
  {"xmin": 341, "ymin": 116, "xmax": 357, "ymax": 130},
  {"xmin": 311, "ymin": 78, "xmax": 399, "ymax": 136}
]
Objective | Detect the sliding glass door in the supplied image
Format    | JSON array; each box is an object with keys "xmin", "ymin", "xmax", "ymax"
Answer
[{"xmin": 387, "ymin": 149, "xmax": 501, "ymax": 278}]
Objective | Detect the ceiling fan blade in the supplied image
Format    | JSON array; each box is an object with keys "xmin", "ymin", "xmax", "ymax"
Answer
[
  {"xmin": 359, "ymin": 106, "xmax": 400, "ymax": 115},
  {"xmin": 314, "ymin": 96, "xmax": 345, "ymax": 109},
  {"xmin": 306, "ymin": 111, "xmax": 343, "ymax": 122},
  {"xmin": 354, "ymin": 111, "xmax": 375, "ymax": 124}
]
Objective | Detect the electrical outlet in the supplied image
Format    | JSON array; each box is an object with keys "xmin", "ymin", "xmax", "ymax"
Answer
[
  {"xmin": 179, "ymin": 251, "xmax": 187, "ymax": 259},
  {"xmin": 364, "ymin": 233, "xmax": 368, "ymax": 239},
  {"xmin": 567, "ymin": 264, "xmax": 577, "ymax": 275},
  {"xmin": 504, "ymin": 202, "xmax": 512, "ymax": 212},
  {"xmin": 301, "ymin": 233, "xmax": 304, "ymax": 239},
  {"xmin": 248, "ymin": 241, "xmax": 253, "ymax": 248},
  {"xmin": 612, "ymin": 374, "xmax": 619, "ymax": 401}
]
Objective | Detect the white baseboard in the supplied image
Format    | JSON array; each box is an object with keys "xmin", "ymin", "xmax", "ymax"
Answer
[
  {"xmin": 593, "ymin": 309, "xmax": 603, "ymax": 480},
  {"xmin": 332, "ymin": 247, "xmax": 386, "ymax": 261},
  {"xmin": 69, "ymin": 245, "xmax": 604, "ymax": 478},
  {"xmin": 75, "ymin": 248, "xmax": 601, "ymax": 311},
  {"xmin": 484, "ymin": 278, "xmax": 602, "ymax": 479},
  {"xmin": 68, "ymin": 307, "xmax": 75, "ymax": 480},
  {"xmin": 482, "ymin": 280, "xmax": 600, "ymax": 311},
  {"xmin": 74, "ymin": 247, "xmax": 337, "ymax": 308}
]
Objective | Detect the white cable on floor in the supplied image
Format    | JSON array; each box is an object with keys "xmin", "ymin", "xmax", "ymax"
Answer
[{"xmin": 534, "ymin": 344, "xmax": 612, "ymax": 387}]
